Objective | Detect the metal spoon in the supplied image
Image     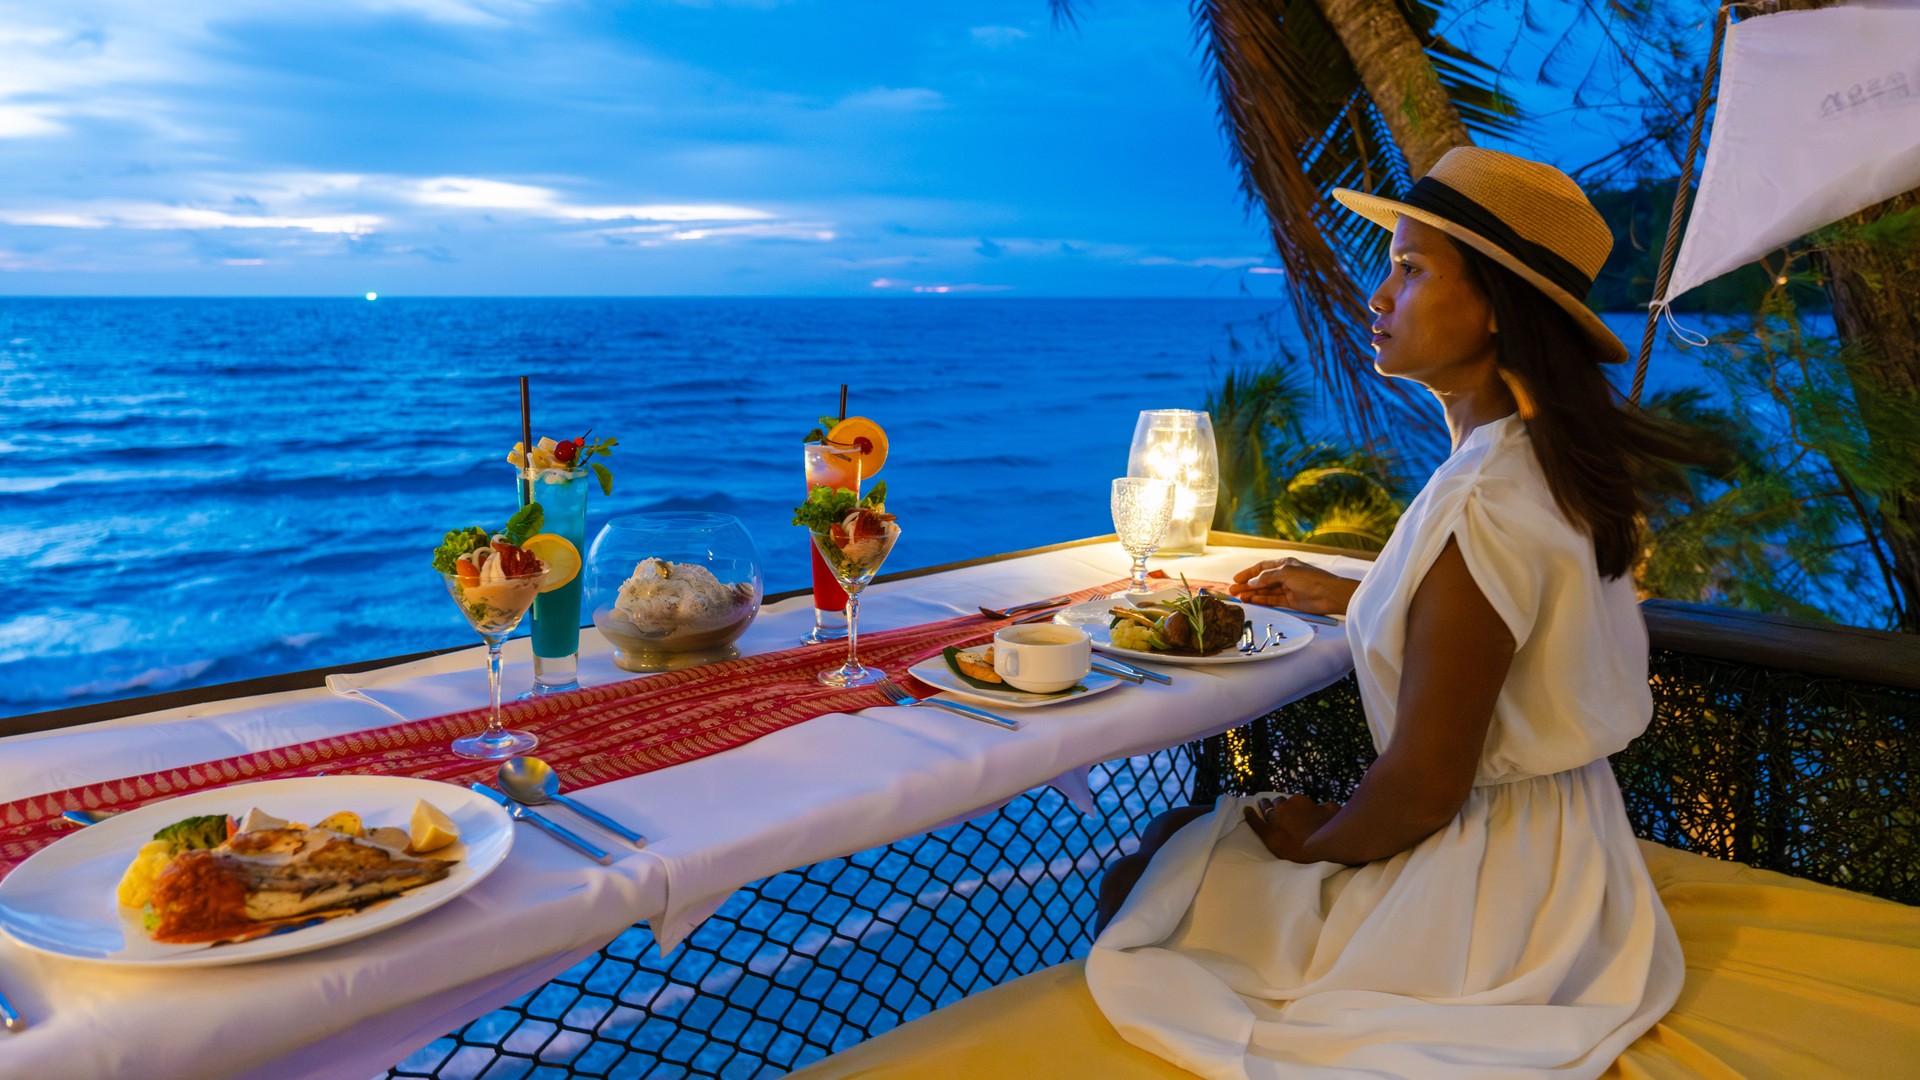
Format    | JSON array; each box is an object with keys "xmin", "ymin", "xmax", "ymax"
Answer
[{"xmin": 497, "ymin": 757, "xmax": 647, "ymax": 846}]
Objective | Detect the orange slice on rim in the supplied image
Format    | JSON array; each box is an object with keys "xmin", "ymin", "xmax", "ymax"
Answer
[
  {"xmin": 520, "ymin": 533, "xmax": 581, "ymax": 593},
  {"xmin": 826, "ymin": 416, "xmax": 889, "ymax": 479}
]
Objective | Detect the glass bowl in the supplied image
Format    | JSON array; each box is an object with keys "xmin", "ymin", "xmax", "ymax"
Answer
[{"xmin": 587, "ymin": 513, "xmax": 764, "ymax": 672}]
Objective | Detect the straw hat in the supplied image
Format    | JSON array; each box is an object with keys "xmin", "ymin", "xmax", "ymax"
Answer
[{"xmin": 1333, "ymin": 147, "xmax": 1626, "ymax": 363}]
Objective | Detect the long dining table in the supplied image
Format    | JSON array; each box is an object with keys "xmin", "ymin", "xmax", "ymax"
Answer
[{"xmin": 0, "ymin": 538, "xmax": 1368, "ymax": 1080}]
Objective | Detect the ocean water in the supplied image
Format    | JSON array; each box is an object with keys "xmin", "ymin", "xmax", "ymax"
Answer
[
  {"xmin": 0, "ymin": 297, "xmax": 1286, "ymax": 718},
  {"xmin": 0, "ymin": 299, "xmax": 1715, "ymax": 719}
]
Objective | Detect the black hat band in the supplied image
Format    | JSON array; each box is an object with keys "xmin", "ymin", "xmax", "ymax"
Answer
[{"xmin": 1400, "ymin": 177, "xmax": 1594, "ymax": 300}]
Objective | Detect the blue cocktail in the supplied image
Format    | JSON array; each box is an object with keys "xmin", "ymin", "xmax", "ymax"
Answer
[{"xmin": 521, "ymin": 464, "xmax": 590, "ymax": 694}]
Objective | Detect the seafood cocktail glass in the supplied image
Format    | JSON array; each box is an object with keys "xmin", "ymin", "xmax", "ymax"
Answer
[
  {"xmin": 801, "ymin": 441, "xmax": 862, "ymax": 645},
  {"xmin": 519, "ymin": 465, "xmax": 589, "ymax": 696},
  {"xmin": 1110, "ymin": 477, "xmax": 1175, "ymax": 597},
  {"xmin": 808, "ymin": 524, "xmax": 900, "ymax": 687},
  {"xmin": 441, "ymin": 569, "xmax": 544, "ymax": 759}
]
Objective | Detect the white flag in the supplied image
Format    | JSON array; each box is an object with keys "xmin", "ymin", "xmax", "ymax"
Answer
[{"xmin": 1661, "ymin": 1, "xmax": 1920, "ymax": 306}]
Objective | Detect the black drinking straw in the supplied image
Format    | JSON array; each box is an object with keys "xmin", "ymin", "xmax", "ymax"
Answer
[
  {"xmin": 518, "ymin": 376, "xmax": 533, "ymax": 507},
  {"xmin": 838, "ymin": 383, "xmax": 847, "ymax": 422}
]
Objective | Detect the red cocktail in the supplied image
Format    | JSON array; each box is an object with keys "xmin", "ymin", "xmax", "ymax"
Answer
[{"xmin": 802, "ymin": 440, "xmax": 861, "ymax": 643}]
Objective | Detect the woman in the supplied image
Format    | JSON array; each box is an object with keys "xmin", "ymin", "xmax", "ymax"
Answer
[{"xmin": 1086, "ymin": 148, "xmax": 1691, "ymax": 1079}]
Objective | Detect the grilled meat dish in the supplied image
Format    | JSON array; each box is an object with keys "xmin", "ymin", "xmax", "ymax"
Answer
[
  {"xmin": 149, "ymin": 828, "xmax": 453, "ymax": 944},
  {"xmin": 1158, "ymin": 595, "xmax": 1246, "ymax": 656}
]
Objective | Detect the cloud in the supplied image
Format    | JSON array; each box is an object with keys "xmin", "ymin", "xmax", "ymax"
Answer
[
  {"xmin": 969, "ymin": 26, "xmax": 1029, "ymax": 47},
  {"xmin": 346, "ymin": 0, "xmax": 562, "ymax": 26},
  {"xmin": 868, "ymin": 277, "xmax": 1010, "ymax": 294},
  {"xmin": 836, "ymin": 87, "xmax": 946, "ymax": 111},
  {"xmin": 1135, "ymin": 255, "xmax": 1267, "ymax": 269},
  {"xmin": 668, "ymin": 222, "xmax": 834, "ymax": 241},
  {"xmin": 0, "ymin": 105, "xmax": 64, "ymax": 139},
  {"xmin": 0, "ymin": 173, "xmax": 791, "ymax": 247},
  {"xmin": 0, "ymin": 1, "xmax": 1276, "ymax": 293},
  {"xmin": 403, "ymin": 177, "xmax": 775, "ymax": 223},
  {"xmin": 0, "ymin": 203, "xmax": 380, "ymax": 234}
]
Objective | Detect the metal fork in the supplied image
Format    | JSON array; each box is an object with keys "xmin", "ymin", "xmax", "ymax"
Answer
[
  {"xmin": 978, "ymin": 595, "xmax": 1072, "ymax": 619},
  {"xmin": 1239, "ymin": 624, "xmax": 1281, "ymax": 654},
  {"xmin": 876, "ymin": 677, "xmax": 1020, "ymax": 731}
]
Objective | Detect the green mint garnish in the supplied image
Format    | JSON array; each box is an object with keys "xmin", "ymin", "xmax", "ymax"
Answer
[{"xmin": 502, "ymin": 502, "xmax": 544, "ymax": 545}]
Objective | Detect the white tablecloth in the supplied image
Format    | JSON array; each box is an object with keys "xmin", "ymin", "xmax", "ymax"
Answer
[{"xmin": 0, "ymin": 542, "xmax": 1367, "ymax": 1080}]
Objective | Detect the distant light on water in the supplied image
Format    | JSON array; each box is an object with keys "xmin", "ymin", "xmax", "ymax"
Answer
[{"xmin": 365, "ymin": 292, "xmax": 378, "ymax": 301}]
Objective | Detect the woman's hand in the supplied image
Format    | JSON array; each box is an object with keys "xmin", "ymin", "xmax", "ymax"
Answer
[
  {"xmin": 1242, "ymin": 794, "xmax": 1341, "ymax": 863},
  {"xmin": 1227, "ymin": 558, "xmax": 1358, "ymax": 616}
]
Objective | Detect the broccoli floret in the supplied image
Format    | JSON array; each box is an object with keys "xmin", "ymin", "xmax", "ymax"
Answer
[{"xmin": 153, "ymin": 814, "xmax": 229, "ymax": 855}]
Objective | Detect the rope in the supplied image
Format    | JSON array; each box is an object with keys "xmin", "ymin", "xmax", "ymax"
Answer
[{"xmin": 1632, "ymin": 3, "xmax": 1733, "ymax": 406}]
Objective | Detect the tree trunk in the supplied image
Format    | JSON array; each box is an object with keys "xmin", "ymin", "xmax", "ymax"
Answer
[
  {"xmin": 1821, "ymin": 187, "xmax": 1920, "ymax": 630},
  {"xmin": 1307, "ymin": 0, "xmax": 1471, "ymax": 176},
  {"xmin": 1771, "ymin": 0, "xmax": 1920, "ymax": 632}
]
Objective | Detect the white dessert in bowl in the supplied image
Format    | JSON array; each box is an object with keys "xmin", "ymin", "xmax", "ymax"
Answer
[{"xmin": 593, "ymin": 558, "xmax": 759, "ymax": 671}]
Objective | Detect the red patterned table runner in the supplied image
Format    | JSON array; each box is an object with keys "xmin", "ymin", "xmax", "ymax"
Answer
[{"xmin": 0, "ymin": 577, "xmax": 1185, "ymax": 878}]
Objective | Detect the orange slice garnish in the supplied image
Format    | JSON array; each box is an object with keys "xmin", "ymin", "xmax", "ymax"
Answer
[
  {"xmin": 521, "ymin": 533, "xmax": 581, "ymax": 593},
  {"xmin": 826, "ymin": 416, "xmax": 888, "ymax": 479}
]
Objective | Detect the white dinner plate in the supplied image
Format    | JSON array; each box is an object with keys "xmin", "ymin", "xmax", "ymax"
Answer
[
  {"xmin": 906, "ymin": 647, "xmax": 1126, "ymax": 708},
  {"xmin": 0, "ymin": 775, "xmax": 513, "ymax": 968},
  {"xmin": 1054, "ymin": 591, "xmax": 1316, "ymax": 666}
]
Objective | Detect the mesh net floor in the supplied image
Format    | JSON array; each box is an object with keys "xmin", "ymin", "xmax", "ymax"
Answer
[{"xmin": 385, "ymin": 748, "xmax": 1198, "ymax": 1079}]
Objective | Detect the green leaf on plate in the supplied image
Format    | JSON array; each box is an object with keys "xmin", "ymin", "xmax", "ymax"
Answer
[{"xmin": 940, "ymin": 647, "xmax": 1085, "ymax": 696}]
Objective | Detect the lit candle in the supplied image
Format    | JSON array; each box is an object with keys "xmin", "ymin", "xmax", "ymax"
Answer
[{"xmin": 1126, "ymin": 410, "xmax": 1219, "ymax": 556}]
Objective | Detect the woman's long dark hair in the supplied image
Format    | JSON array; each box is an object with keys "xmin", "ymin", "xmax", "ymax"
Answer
[{"xmin": 1448, "ymin": 239, "xmax": 1700, "ymax": 580}]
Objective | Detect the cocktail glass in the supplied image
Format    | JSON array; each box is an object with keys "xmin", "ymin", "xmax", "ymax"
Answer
[
  {"xmin": 1110, "ymin": 477, "xmax": 1175, "ymax": 597},
  {"xmin": 441, "ymin": 569, "xmax": 544, "ymax": 759},
  {"xmin": 808, "ymin": 524, "xmax": 901, "ymax": 687},
  {"xmin": 801, "ymin": 441, "xmax": 862, "ymax": 645},
  {"xmin": 518, "ymin": 464, "xmax": 590, "ymax": 696}
]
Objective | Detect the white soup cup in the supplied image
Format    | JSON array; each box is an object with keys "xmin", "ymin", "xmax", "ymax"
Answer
[{"xmin": 992, "ymin": 624, "xmax": 1092, "ymax": 693}]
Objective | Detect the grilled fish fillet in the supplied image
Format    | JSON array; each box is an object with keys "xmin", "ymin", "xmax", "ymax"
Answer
[{"xmin": 150, "ymin": 827, "xmax": 454, "ymax": 944}]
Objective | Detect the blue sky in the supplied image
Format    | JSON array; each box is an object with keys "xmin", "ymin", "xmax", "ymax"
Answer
[{"xmin": 0, "ymin": 0, "xmax": 1669, "ymax": 297}]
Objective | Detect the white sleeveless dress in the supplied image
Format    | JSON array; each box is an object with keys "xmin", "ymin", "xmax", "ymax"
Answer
[{"xmin": 1086, "ymin": 413, "xmax": 1684, "ymax": 1080}]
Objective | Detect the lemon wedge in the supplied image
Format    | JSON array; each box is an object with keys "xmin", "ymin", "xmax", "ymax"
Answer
[
  {"xmin": 521, "ymin": 533, "xmax": 581, "ymax": 593},
  {"xmin": 315, "ymin": 810, "xmax": 365, "ymax": 837},
  {"xmin": 409, "ymin": 800, "xmax": 461, "ymax": 854}
]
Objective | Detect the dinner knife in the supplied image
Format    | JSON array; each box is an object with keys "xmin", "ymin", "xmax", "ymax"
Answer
[
  {"xmin": 1264, "ymin": 606, "xmax": 1341, "ymax": 627},
  {"xmin": 1094, "ymin": 657, "xmax": 1173, "ymax": 685},
  {"xmin": 470, "ymin": 783, "xmax": 613, "ymax": 865},
  {"xmin": 1089, "ymin": 661, "xmax": 1146, "ymax": 684}
]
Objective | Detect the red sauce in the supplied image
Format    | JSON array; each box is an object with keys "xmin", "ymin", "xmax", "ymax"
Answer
[{"xmin": 150, "ymin": 851, "xmax": 252, "ymax": 944}]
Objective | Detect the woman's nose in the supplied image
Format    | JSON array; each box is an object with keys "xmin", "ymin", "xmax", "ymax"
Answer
[{"xmin": 1368, "ymin": 280, "xmax": 1392, "ymax": 314}]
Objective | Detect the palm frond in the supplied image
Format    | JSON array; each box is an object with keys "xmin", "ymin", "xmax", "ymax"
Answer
[
  {"xmin": 1193, "ymin": 0, "xmax": 1437, "ymax": 453},
  {"xmin": 1295, "ymin": 503, "xmax": 1402, "ymax": 551},
  {"xmin": 1190, "ymin": 0, "xmax": 1525, "ymax": 460},
  {"xmin": 1207, "ymin": 360, "xmax": 1314, "ymax": 533}
]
